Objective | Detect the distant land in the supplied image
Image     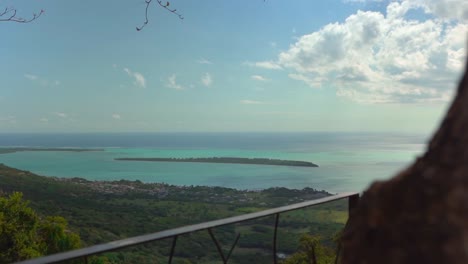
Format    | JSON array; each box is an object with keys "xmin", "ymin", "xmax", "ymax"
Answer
[
  {"xmin": 0, "ymin": 148, "xmax": 104, "ymax": 154},
  {"xmin": 115, "ymin": 157, "xmax": 319, "ymax": 167}
]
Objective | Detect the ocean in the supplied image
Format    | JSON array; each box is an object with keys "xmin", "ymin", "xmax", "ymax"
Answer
[{"xmin": 0, "ymin": 132, "xmax": 429, "ymax": 193}]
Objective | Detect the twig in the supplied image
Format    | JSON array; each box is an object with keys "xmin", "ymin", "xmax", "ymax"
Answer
[
  {"xmin": 0, "ymin": 7, "xmax": 44, "ymax": 23},
  {"xmin": 136, "ymin": 0, "xmax": 183, "ymax": 31}
]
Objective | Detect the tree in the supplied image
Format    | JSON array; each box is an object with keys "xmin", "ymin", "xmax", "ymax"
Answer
[
  {"xmin": 282, "ymin": 234, "xmax": 335, "ymax": 264},
  {"xmin": 0, "ymin": 192, "xmax": 81, "ymax": 263},
  {"xmin": 341, "ymin": 60, "xmax": 468, "ymax": 263},
  {"xmin": 38, "ymin": 216, "xmax": 81, "ymax": 256}
]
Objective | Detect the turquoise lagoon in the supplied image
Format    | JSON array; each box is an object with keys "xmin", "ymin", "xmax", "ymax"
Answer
[{"xmin": 0, "ymin": 132, "xmax": 428, "ymax": 193}]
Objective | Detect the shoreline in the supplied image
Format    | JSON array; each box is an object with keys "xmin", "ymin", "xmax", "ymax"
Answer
[{"xmin": 0, "ymin": 163, "xmax": 332, "ymax": 202}]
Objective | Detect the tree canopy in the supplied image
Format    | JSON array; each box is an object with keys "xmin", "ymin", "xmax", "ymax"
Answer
[{"xmin": 0, "ymin": 192, "xmax": 81, "ymax": 263}]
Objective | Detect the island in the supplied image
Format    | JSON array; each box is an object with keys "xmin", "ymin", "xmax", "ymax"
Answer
[
  {"xmin": 0, "ymin": 148, "xmax": 104, "ymax": 154},
  {"xmin": 115, "ymin": 157, "xmax": 318, "ymax": 167}
]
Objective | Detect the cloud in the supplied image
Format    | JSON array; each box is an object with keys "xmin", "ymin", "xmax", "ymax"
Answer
[
  {"xmin": 54, "ymin": 112, "xmax": 67, "ymax": 118},
  {"xmin": 124, "ymin": 67, "xmax": 146, "ymax": 88},
  {"xmin": 343, "ymin": 0, "xmax": 383, "ymax": 3},
  {"xmin": 244, "ymin": 61, "xmax": 282, "ymax": 70},
  {"xmin": 197, "ymin": 58, "xmax": 213, "ymax": 64},
  {"xmin": 263, "ymin": 0, "xmax": 467, "ymax": 103},
  {"xmin": 0, "ymin": 115, "xmax": 16, "ymax": 124},
  {"xmin": 24, "ymin": 74, "xmax": 60, "ymax": 87},
  {"xmin": 167, "ymin": 74, "xmax": 184, "ymax": 90},
  {"xmin": 391, "ymin": 0, "xmax": 468, "ymax": 22},
  {"xmin": 112, "ymin": 114, "xmax": 121, "ymax": 120},
  {"xmin": 39, "ymin": 118, "xmax": 49, "ymax": 123},
  {"xmin": 24, "ymin": 74, "xmax": 38, "ymax": 80},
  {"xmin": 288, "ymin": 73, "xmax": 324, "ymax": 88},
  {"xmin": 240, "ymin": 99, "xmax": 264, "ymax": 105},
  {"xmin": 251, "ymin": 75, "xmax": 269, "ymax": 81},
  {"xmin": 201, "ymin": 73, "xmax": 213, "ymax": 87}
]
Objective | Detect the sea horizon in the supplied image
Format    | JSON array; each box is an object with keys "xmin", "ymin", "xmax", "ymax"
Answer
[{"xmin": 0, "ymin": 131, "xmax": 429, "ymax": 193}]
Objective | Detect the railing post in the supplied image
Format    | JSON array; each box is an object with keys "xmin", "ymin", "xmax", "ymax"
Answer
[
  {"xmin": 348, "ymin": 193, "xmax": 360, "ymax": 216},
  {"xmin": 168, "ymin": 235, "xmax": 178, "ymax": 264},
  {"xmin": 208, "ymin": 228, "xmax": 227, "ymax": 263},
  {"xmin": 273, "ymin": 213, "xmax": 280, "ymax": 264},
  {"xmin": 226, "ymin": 233, "xmax": 241, "ymax": 262}
]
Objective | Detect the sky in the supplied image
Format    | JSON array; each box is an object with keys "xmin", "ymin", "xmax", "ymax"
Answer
[{"xmin": 1, "ymin": 0, "xmax": 467, "ymax": 133}]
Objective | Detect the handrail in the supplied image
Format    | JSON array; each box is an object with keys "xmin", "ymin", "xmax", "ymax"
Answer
[{"xmin": 16, "ymin": 192, "xmax": 359, "ymax": 264}]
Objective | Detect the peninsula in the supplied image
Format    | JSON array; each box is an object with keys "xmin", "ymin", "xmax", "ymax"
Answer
[{"xmin": 115, "ymin": 157, "xmax": 318, "ymax": 167}]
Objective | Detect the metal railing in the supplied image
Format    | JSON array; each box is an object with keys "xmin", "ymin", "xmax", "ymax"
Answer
[{"xmin": 17, "ymin": 192, "xmax": 359, "ymax": 264}]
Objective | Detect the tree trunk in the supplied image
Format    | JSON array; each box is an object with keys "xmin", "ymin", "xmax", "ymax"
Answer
[{"xmin": 341, "ymin": 58, "xmax": 468, "ymax": 264}]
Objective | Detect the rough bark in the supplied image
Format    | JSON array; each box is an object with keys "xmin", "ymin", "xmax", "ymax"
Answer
[{"xmin": 341, "ymin": 58, "xmax": 468, "ymax": 264}]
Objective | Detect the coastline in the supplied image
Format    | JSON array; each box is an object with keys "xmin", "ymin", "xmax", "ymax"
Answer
[
  {"xmin": 0, "ymin": 163, "xmax": 345, "ymax": 262},
  {"xmin": 0, "ymin": 163, "xmax": 331, "ymax": 205}
]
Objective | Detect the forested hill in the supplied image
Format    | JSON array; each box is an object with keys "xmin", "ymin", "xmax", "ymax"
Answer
[
  {"xmin": 0, "ymin": 163, "xmax": 345, "ymax": 264},
  {"xmin": 115, "ymin": 157, "xmax": 319, "ymax": 167}
]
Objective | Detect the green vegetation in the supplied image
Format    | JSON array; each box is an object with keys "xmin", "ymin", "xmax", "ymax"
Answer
[
  {"xmin": 0, "ymin": 163, "xmax": 345, "ymax": 263},
  {"xmin": 0, "ymin": 148, "xmax": 104, "ymax": 154},
  {"xmin": 0, "ymin": 192, "xmax": 81, "ymax": 263},
  {"xmin": 281, "ymin": 234, "xmax": 337, "ymax": 264},
  {"xmin": 115, "ymin": 157, "xmax": 319, "ymax": 167}
]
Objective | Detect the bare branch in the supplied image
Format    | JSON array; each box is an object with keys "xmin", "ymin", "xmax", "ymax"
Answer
[
  {"xmin": 0, "ymin": 6, "xmax": 44, "ymax": 23},
  {"xmin": 136, "ymin": 0, "xmax": 183, "ymax": 31}
]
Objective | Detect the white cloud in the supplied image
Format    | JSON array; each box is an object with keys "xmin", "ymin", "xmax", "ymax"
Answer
[
  {"xmin": 112, "ymin": 114, "xmax": 121, "ymax": 119},
  {"xmin": 244, "ymin": 61, "xmax": 282, "ymax": 70},
  {"xmin": 265, "ymin": 0, "xmax": 467, "ymax": 103},
  {"xmin": 343, "ymin": 0, "xmax": 383, "ymax": 3},
  {"xmin": 251, "ymin": 75, "xmax": 269, "ymax": 81},
  {"xmin": 197, "ymin": 58, "xmax": 213, "ymax": 64},
  {"xmin": 39, "ymin": 118, "xmax": 49, "ymax": 123},
  {"xmin": 288, "ymin": 73, "xmax": 324, "ymax": 88},
  {"xmin": 201, "ymin": 73, "xmax": 213, "ymax": 87},
  {"xmin": 167, "ymin": 74, "xmax": 184, "ymax": 90},
  {"xmin": 124, "ymin": 67, "xmax": 146, "ymax": 88},
  {"xmin": 0, "ymin": 115, "xmax": 16, "ymax": 123},
  {"xmin": 133, "ymin": 73, "xmax": 146, "ymax": 88},
  {"xmin": 24, "ymin": 74, "xmax": 38, "ymax": 80},
  {"xmin": 240, "ymin": 99, "xmax": 264, "ymax": 105},
  {"xmin": 55, "ymin": 112, "xmax": 67, "ymax": 118},
  {"xmin": 24, "ymin": 74, "xmax": 60, "ymax": 87},
  {"xmin": 406, "ymin": 0, "xmax": 468, "ymax": 22}
]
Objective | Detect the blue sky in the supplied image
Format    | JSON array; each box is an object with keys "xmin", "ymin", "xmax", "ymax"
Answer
[{"xmin": 1, "ymin": 0, "xmax": 467, "ymax": 133}]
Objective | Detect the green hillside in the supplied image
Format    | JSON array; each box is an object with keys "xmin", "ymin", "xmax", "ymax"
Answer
[{"xmin": 0, "ymin": 163, "xmax": 346, "ymax": 263}]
